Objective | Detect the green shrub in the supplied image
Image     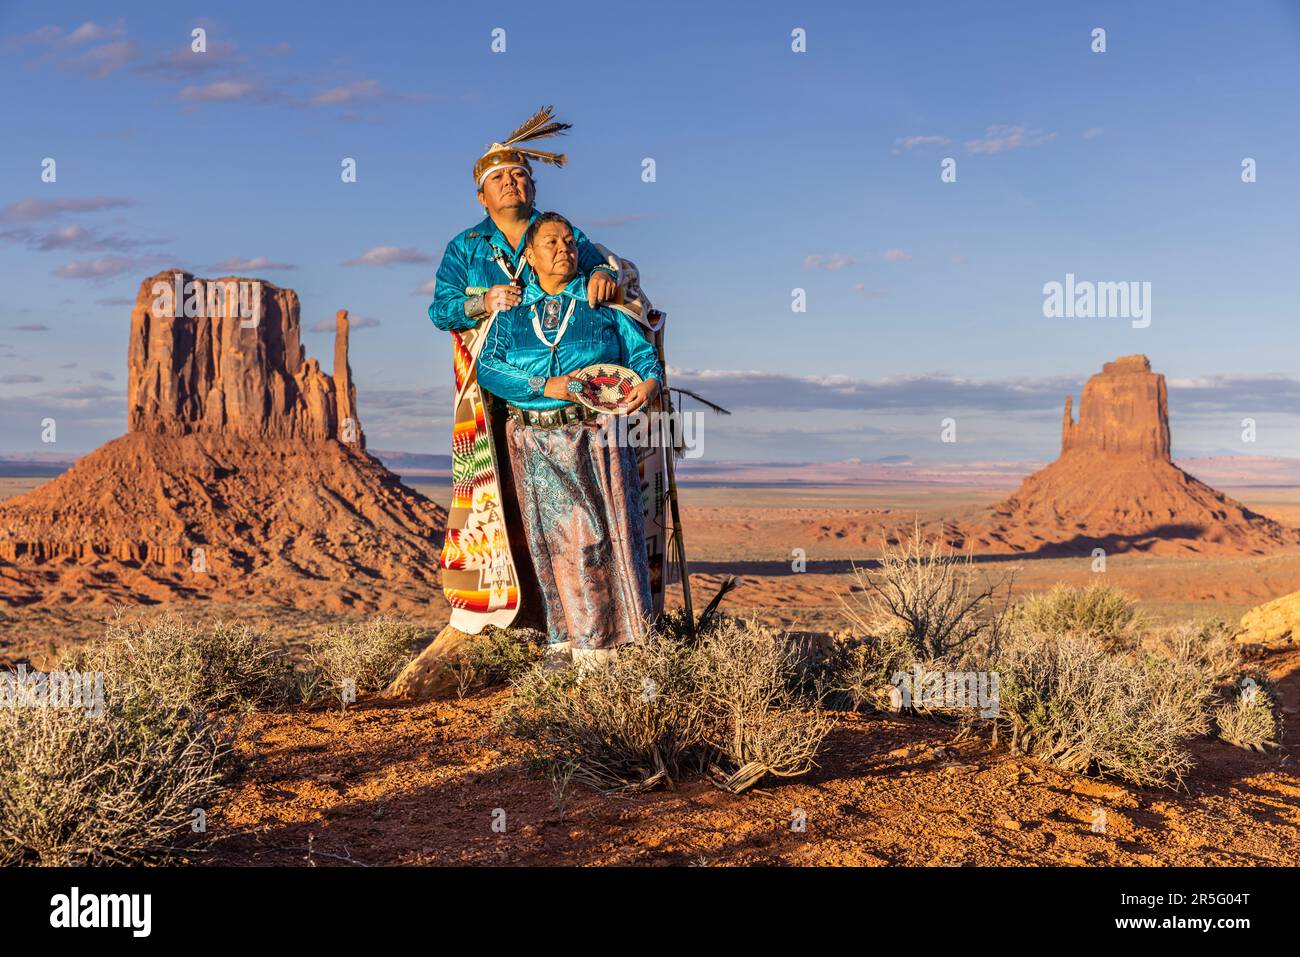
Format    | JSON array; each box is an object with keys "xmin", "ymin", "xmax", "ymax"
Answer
[
  {"xmin": 1214, "ymin": 671, "xmax": 1282, "ymax": 752},
  {"xmin": 448, "ymin": 626, "xmax": 543, "ymax": 696},
  {"xmin": 1013, "ymin": 583, "xmax": 1142, "ymax": 650},
  {"xmin": 1142, "ymin": 619, "xmax": 1242, "ymax": 690},
  {"xmin": 990, "ymin": 627, "xmax": 1211, "ymax": 789},
  {"xmin": 72, "ymin": 611, "xmax": 296, "ymax": 714},
  {"xmin": 306, "ymin": 615, "xmax": 426, "ymax": 702}
]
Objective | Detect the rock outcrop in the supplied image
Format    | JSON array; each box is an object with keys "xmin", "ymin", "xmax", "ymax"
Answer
[
  {"xmin": 128, "ymin": 271, "xmax": 365, "ymax": 446},
  {"xmin": 973, "ymin": 355, "xmax": 1300, "ymax": 556},
  {"xmin": 1060, "ymin": 355, "xmax": 1169, "ymax": 459},
  {"xmin": 1237, "ymin": 590, "xmax": 1300, "ymax": 644},
  {"xmin": 0, "ymin": 272, "xmax": 443, "ymax": 611}
]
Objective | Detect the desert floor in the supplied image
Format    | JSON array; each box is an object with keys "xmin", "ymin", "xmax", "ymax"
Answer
[{"xmin": 3, "ymin": 477, "xmax": 1299, "ymax": 866}]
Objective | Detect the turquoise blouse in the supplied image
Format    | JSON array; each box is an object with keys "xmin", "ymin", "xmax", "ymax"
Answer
[{"xmin": 475, "ymin": 275, "xmax": 663, "ymax": 410}]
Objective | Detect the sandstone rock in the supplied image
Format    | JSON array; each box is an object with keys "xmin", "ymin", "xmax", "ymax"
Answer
[
  {"xmin": 0, "ymin": 273, "xmax": 443, "ymax": 611},
  {"xmin": 1237, "ymin": 590, "xmax": 1300, "ymax": 644},
  {"xmin": 1060, "ymin": 355, "xmax": 1169, "ymax": 459},
  {"xmin": 383, "ymin": 625, "xmax": 472, "ymax": 700},
  {"xmin": 975, "ymin": 355, "xmax": 1300, "ymax": 556},
  {"xmin": 127, "ymin": 270, "xmax": 365, "ymax": 447}
]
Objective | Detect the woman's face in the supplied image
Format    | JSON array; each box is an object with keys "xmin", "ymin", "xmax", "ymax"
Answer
[{"xmin": 525, "ymin": 222, "xmax": 578, "ymax": 281}]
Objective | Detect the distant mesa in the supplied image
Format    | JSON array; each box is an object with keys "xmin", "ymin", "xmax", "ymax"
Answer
[
  {"xmin": 0, "ymin": 270, "xmax": 445, "ymax": 612},
  {"xmin": 973, "ymin": 355, "xmax": 1300, "ymax": 556}
]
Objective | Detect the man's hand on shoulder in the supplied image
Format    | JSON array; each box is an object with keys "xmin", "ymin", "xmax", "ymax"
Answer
[{"xmin": 587, "ymin": 270, "xmax": 617, "ymax": 308}]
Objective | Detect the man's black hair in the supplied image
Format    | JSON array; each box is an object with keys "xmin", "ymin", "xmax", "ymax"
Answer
[{"xmin": 525, "ymin": 211, "xmax": 574, "ymax": 248}]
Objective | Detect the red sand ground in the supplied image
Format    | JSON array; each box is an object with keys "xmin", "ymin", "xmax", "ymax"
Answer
[{"xmin": 201, "ymin": 640, "xmax": 1300, "ymax": 867}]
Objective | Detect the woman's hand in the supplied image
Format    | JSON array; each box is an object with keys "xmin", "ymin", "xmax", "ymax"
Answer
[
  {"xmin": 543, "ymin": 375, "xmax": 579, "ymax": 401},
  {"xmin": 485, "ymin": 283, "xmax": 522, "ymax": 314},
  {"xmin": 619, "ymin": 377, "xmax": 660, "ymax": 414}
]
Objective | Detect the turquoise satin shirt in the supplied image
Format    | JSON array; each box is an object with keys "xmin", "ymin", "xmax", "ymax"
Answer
[
  {"xmin": 475, "ymin": 275, "xmax": 663, "ymax": 410},
  {"xmin": 428, "ymin": 212, "xmax": 615, "ymax": 332}
]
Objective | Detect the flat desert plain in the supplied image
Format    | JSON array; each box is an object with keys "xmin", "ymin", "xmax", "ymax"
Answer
[
  {"xmin": 3, "ymin": 474, "xmax": 1299, "ymax": 867},
  {"xmin": 4, "ymin": 474, "xmax": 1300, "ymax": 658}
]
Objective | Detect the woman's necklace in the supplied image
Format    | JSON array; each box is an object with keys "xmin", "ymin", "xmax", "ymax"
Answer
[{"xmin": 530, "ymin": 295, "xmax": 577, "ymax": 350}]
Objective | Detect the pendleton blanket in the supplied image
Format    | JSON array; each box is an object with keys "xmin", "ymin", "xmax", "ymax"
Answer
[{"xmin": 440, "ymin": 247, "xmax": 671, "ymax": 634}]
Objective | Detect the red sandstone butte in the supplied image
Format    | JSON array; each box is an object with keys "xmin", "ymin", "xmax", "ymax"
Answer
[
  {"xmin": 0, "ymin": 271, "xmax": 445, "ymax": 611},
  {"xmin": 974, "ymin": 355, "xmax": 1300, "ymax": 556},
  {"xmin": 128, "ymin": 271, "xmax": 365, "ymax": 446}
]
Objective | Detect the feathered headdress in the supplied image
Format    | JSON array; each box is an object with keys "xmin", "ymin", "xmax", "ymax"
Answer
[{"xmin": 473, "ymin": 105, "xmax": 572, "ymax": 185}]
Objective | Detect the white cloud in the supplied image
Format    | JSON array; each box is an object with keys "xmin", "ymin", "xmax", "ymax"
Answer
[
  {"xmin": 963, "ymin": 125, "xmax": 1056, "ymax": 155},
  {"xmin": 804, "ymin": 254, "xmax": 855, "ymax": 271},
  {"xmin": 210, "ymin": 256, "xmax": 297, "ymax": 272},
  {"xmin": 343, "ymin": 246, "xmax": 434, "ymax": 267},
  {"xmin": 891, "ymin": 135, "xmax": 952, "ymax": 155}
]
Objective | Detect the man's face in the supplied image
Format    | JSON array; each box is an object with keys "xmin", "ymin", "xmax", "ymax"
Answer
[
  {"xmin": 477, "ymin": 166, "xmax": 534, "ymax": 214},
  {"xmin": 525, "ymin": 222, "xmax": 578, "ymax": 281}
]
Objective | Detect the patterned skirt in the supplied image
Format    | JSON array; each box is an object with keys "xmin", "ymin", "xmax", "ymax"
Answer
[{"xmin": 505, "ymin": 415, "xmax": 654, "ymax": 651}]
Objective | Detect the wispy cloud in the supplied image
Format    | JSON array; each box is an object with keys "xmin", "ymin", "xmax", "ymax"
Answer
[
  {"xmin": 804, "ymin": 254, "xmax": 855, "ymax": 271},
  {"xmin": 963, "ymin": 124, "xmax": 1056, "ymax": 155},
  {"xmin": 891, "ymin": 135, "xmax": 952, "ymax": 155},
  {"xmin": 210, "ymin": 256, "xmax": 297, "ymax": 272},
  {"xmin": 1082, "ymin": 126, "xmax": 1105, "ymax": 140},
  {"xmin": 10, "ymin": 324, "xmax": 50, "ymax": 332},
  {"xmin": 412, "ymin": 278, "xmax": 438, "ymax": 296},
  {"xmin": 65, "ymin": 39, "xmax": 138, "ymax": 78},
  {"xmin": 53, "ymin": 255, "xmax": 170, "ymax": 281},
  {"xmin": 310, "ymin": 79, "xmax": 429, "ymax": 107},
  {"xmin": 9, "ymin": 19, "xmax": 126, "ymax": 49},
  {"xmin": 882, "ymin": 249, "xmax": 912, "ymax": 263},
  {"xmin": 0, "ymin": 197, "xmax": 133, "ymax": 224},
  {"xmin": 310, "ymin": 315, "xmax": 380, "ymax": 332},
  {"xmin": 138, "ymin": 39, "xmax": 242, "ymax": 78},
  {"xmin": 10, "ymin": 21, "xmax": 139, "ymax": 77},
  {"xmin": 343, "ymin": 246, "xmax": 433, "ymax": 267},
  {"xmin": 177, "ymin": 78, "xmax": 275, "ymax": 103},
  {"xmin": 1, "ymin": 224, "xmax": 166, "ymax": 253}
]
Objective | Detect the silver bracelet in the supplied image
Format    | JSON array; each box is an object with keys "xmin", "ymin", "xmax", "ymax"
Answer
[{"xmin": 464, "ymin": 293, "xmax": 487, "ymax": 319}]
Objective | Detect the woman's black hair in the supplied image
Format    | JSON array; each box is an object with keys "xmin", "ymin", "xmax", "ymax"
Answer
[{"xmin": 525, "ymin": 210, "xmax": 574, "ymax": 248}]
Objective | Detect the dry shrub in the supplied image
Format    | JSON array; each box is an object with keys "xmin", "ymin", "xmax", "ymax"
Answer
[
  {"xmin": 306, "ymin": 615, "xmax": 427, "ymax": 701},
  {"xmin": 0, "ymin": 698, "xmax": 229, "ymax": 866},
  {"xmin": 1014, "ymin": 583, "xmax": 1143, "ymax": 650},
  {"xmin": 694, "ymin": 619, "xmax": 834, "ymax": 791},
  {"xmin": 448, "ymin": 626, "xmax": 544, "ymax": 697},
  {"xmin": 842, "ymin": 531, "xmax": 1012, "ymax": 661},
  {"xmin": 1142, "ymin": 619, "xmax": 1242, "ymax": 689},
  {"xmin": 503, "ymin": 617, "xmax": 831, "ymax": 794},
  {"xmin": 991, "ymin": 627, "xmax": 1211, "ymax": 789},
  {"xmin": 0, "ymin": 614, "xmax": 245, "ymax": 865},
  {"xmin": 503, "ymin": 632, "xmax": 708, "ymax": 791},
  {"xmin": 72, "ymin": 611, "xmax": 297, "ymax": 714},
  {"xmin": 1213, "ymin": 671, "xmax": 1282, "ymax": 752},
  {"xmin": 820, "ymin": 630, "xmax": 918, "ymax": 712}
]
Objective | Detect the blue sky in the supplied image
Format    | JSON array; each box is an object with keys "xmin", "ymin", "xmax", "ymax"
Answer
[{"xmin": 2, "ymin": 0, "xmax": 1299, "ymax": 461}]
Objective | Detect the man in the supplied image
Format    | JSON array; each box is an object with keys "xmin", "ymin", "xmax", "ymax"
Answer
[
  {"xmin": 428, "ymin": 106, "xmax": 617, "ymax": 334},
  {"xmin": 475, "ymin": 212, "xmax": 662, "ymax": 666},
  {"xmin": 429, "ymin": 107, "xmax": 619, "ymax": 634}
]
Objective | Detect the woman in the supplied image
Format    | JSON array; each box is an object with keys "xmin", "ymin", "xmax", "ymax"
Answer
[{"xmin": 475, "ymin": 212, "xmax": 663, "ymax": 669}]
